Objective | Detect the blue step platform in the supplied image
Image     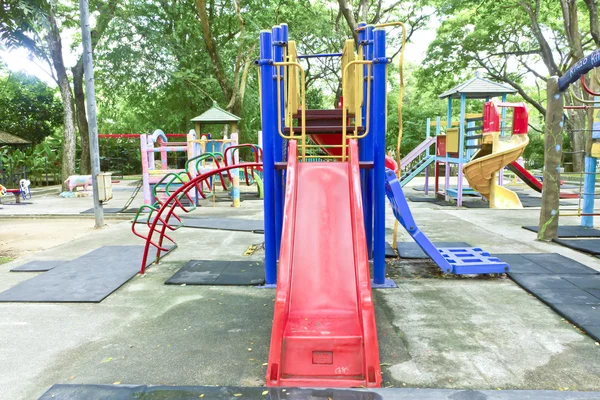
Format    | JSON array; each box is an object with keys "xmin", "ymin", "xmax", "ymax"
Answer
[{"xmin": 384, "ymin": 169, "xmax": 509, "ymax": 275}]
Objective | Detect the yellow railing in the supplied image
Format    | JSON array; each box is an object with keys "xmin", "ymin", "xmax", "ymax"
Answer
[
  {"xmin": 272, "ymin": 45, "xmax": 373, "ymax": 162},
  {"xmin": 342, "ymin": 60, "xmax": 372, "ymax": 160},
  {"xmin": 274, "ymin": 61, "xmax": 307, "ymax": 161}
]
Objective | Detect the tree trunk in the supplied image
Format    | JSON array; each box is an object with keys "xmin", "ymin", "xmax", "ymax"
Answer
[
  {"xmin": 583, "ymin": 0, "xmax": 600, "ymax": 47},
  {"xmin": 338, "ymin": 0, "xmax": 359, "ymax": 44},
  {"xmin": 72, "ymin": 60, "xmax": 91, "ymax": 174},
  {"xmin": 564, "ymin": 83, "xmax": 586, "ymax": 172},
  {"xmin": 519, "ymin": 0, "xmax": 560, "ymax": 75},
  {"xmin": 194, "ymin": 0, "xmax": 233, "ymax": 100},
  {"xmin": 69, "ymin": 0, "xmax": 118, "ymax": 175},
  {"xmin": 538, "ymin": 77, "xmax": 563, "ymax": 240},
  {"xmin": 46, "ymin": 6, "xmax": 76, "ymax": 186}
]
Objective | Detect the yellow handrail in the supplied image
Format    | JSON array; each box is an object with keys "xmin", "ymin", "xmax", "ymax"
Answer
[
  {"xmin": 342, "ymin": 60, "xmax": 372, "ymax": 161},
  {"xmin": 274, "ymin": 61, "xmax": 307, "ymax": 160}
]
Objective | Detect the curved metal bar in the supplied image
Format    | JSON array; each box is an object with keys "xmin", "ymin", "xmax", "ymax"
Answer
[
  {"xmin": 580, "ymin": 75, "xmax": 600, "ymax": 97},
  {"xmin": 138, "ymin": 162, "xmax": 263, "ymax": 273},
  {"xmin": 223, "ymin": 144, "xmax": 262, "ymax": 183}
]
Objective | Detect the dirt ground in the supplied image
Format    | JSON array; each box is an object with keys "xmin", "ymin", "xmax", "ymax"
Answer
[{"xmin": 0, "ymin": 218, "xmax": 107, "ymax": 260}]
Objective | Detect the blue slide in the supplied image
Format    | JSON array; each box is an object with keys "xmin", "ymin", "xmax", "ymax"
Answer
[{"xmin": 384, "ymin": 169, "xmax": 509, "ymax": 275}]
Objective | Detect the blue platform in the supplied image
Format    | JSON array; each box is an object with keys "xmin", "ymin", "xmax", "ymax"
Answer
[{"xmin": 384, "ymin": 169, "xmax": 509, "ymax": 275}]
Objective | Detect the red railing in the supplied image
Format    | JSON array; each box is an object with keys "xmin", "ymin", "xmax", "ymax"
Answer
[{"xmin": 132, "ymin": 162, "xmax": 263, "ymax": 273}]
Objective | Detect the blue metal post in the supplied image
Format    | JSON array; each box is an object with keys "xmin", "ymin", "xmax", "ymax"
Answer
[
  {"xmin": 364, "ymin": 24, "xmax": 375, "ymax": 258},
  {"xmin": 372, "ymin": 29, "xmax": 388, "ymax": 286},
  {"xmin": 445, "ymin": 98, "xmax": 452, "ymax": 201},
  {"xmin": 425, "ymin": 118, "xmax": 431, "ymax": 194},
  {"xmin": 259, "ymin": 31, "xmax": 277, "ymax": 285},
  {"xmin": 582, "ymin": 156, "xmax": 597, "ymax": 227},
  {"xmin": 272, "ymin": 26, "xmax": 284, "ymax": 259},
  {"xmin": 457, "ymin": 94, "xmax": 466, "ymax": 206}
]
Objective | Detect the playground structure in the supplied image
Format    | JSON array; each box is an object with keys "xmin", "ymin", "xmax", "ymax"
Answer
[
  {"xmin": 399, "ymin": 75, "xmax": 580, "ymax": 207},
  {"xmin": 139, "ymin": 103, "xmax": 264, "ymax": 206},
  {"xmin": 0, "ymin": 179, "xmax": 31, "ymax": 204},
  {"xmin": 430, "ymin": 75, "xmax": 516, "ymax": 206},
  {"xmin": 545, "ymin": 51, "xmax": 600, "ymax": 229},
  {"xmin": 463, "ymin": 101, "xmax": 530, "ymax": 208},
  {"xmin": 132, "ymin": 22, "xmax": 509, "ymax": 388}
]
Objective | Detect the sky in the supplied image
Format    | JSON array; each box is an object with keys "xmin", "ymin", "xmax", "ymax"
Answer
[{"xmin": 0, "ymin": 16, "xmax": 440, "ymax": 87}]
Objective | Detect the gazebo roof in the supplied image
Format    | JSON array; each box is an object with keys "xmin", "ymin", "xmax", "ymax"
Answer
[
  {"xmin": 191, "ymin": 101, "xmax": 241, "ymax": 124},
  {"xmin": 0, "ymin": 131, "xmax": 30, "ymax": 146},
  {"xmin": 439, "ymin": 74, "xmax": 517, "ymax": 99}
]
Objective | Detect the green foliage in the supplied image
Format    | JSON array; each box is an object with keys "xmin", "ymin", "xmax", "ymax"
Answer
[
  {"xmin": 387, "ymin": 62, "xmax": 446, "ymax": 156},
  {"xmin": 0, "ymin": 131, "xmax": 62, "ymax": 186},
  {"xmin": 0, "ymin": 69, "xmax": 63, "ymax": 144}
]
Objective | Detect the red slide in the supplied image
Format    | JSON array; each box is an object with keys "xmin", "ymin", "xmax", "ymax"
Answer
[
  {"xmin": 507, "ymin": 161, "xmax": 579, "ymax": 199},
  {"xmin": 266, "ymin": 140, "xmax": 381, "ymax": 388}
]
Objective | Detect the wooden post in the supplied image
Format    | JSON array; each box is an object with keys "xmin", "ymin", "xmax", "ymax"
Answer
[{"xmin": 538, "ymin": 77, "xmax": 564, "ymax": 240}]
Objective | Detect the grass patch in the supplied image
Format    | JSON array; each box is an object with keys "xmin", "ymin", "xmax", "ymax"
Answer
[
  {"xmin": 121, "ymin": 175, "xmax": 142, "ymax": 181},
  {"xmin": 0, "ymin": 256, "xmax": 13, "ymax": 265}
]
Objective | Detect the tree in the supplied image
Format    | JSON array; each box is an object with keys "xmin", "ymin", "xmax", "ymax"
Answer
[
  {"xmin": 93, "ymin": 0, "xmax": 351, "ymax": 146},
  {"xmin": 69, "ymin": 0, "xmax": 118, "ymax": 174},
  {"xmin": 1, "ymin": 0, "xmax": 77, "ymax": 183},
  {"xmin": 420, "ymin": 0, "xmax": 600, "ymax": 172},
  {"xmin": 0, "ymin": 68, "xmax": 63, "ymax": 144}
]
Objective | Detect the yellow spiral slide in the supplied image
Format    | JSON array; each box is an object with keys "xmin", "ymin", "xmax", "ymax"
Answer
[{"xmin": 463, "ymin": 133, "xmax": 529, "ymax": 209}]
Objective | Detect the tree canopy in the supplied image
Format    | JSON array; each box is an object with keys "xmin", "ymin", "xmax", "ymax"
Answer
[
  {"xmin": 0, "ymin": 0, "xmax": 598, "ymax": 176},
  {"xmin": 0, "ymin": 66, "xmax": 62, "ymax": 144}
]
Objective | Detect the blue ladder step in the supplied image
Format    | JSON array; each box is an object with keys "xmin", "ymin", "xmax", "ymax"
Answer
[
  {"xmin": 446, "ymin": 187, "xmax": 479, "ymax": 197},
  {"xmin": 437, "ymin": 247, "xmax": 508, "ymax": 274},
  {"xmin": 384, "ymin": 168, "xmax": 510, "ymax": 275}
]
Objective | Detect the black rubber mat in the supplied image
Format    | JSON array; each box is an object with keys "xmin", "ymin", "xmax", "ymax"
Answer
[
  {"xmin": 39, "ymin": 384, "xmax": 600, "ymax": 399},
  {"xmin": 165, "ymin": 260, "xmax": 265, "ymax": 286},
  {"xmin": 462, "ymin": 195, "xmax": 570, "ymax": 208},
  {"xmin": 0, "ymin": 246, "xmax": 150, "ymax": 302},
  {"xmin": 562, "ymin": 274, "xmax": 600, "ymax": 289},
  {"xmin": 406, "ymin": 196, "xmax": 451, "ymax": 206},
  {"xmin": 552, "ymin": 303, "xmax": 600, "ymax": 327},
  {"xmin": 396, "ymin": 241, "xmax": 471, "ymax": 259},
  {"xmin": 522, "ymin": 225, "xmax": 600, "ymax": 238},
  {"xmin": 493, "ymin": 254, "xmax": 551, "ymax": 274},
  {"xmin": 138, "ymin": 216, "xmax": 264, "ymax": 233},
  {"xmin": 532, "ymin": 288, "xmax": 600, "ymax": 305},
  {"xmin": 461, "ymin": 200, "xmax": 488, "ymax": 208},
  {"xmin": 552, "ymin": 239, "xmax": 600, "ymax": 255},
  {"xmin": 498, "ymin": 253, "xmax": 600, "ymax": 342},
  {"xmin": 385, "ymin": 242, "xmax": 396, "ymax": 257},
  {"xmin": 517, "ymin": 253, "xmax": 598, "ymax": 274},
  {"xmin": 510, "ymin": 274, "xmax": 580, "ymax": 290},
  {"xmin": 81, "ymin": 208, "xmax": 138, "ymax": 214},
  {"xmin": 10, "ymin": 260, "xmax": 66, "ymax": 272}
]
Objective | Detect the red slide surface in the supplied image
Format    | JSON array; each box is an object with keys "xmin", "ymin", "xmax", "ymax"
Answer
[
  {"xmin": 508, "ymin": 162, "xmax": 579, "ymax": 199},
  {"xmin": 266, "ymin": 140, "xmax": 381, "ymax": 387}
]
